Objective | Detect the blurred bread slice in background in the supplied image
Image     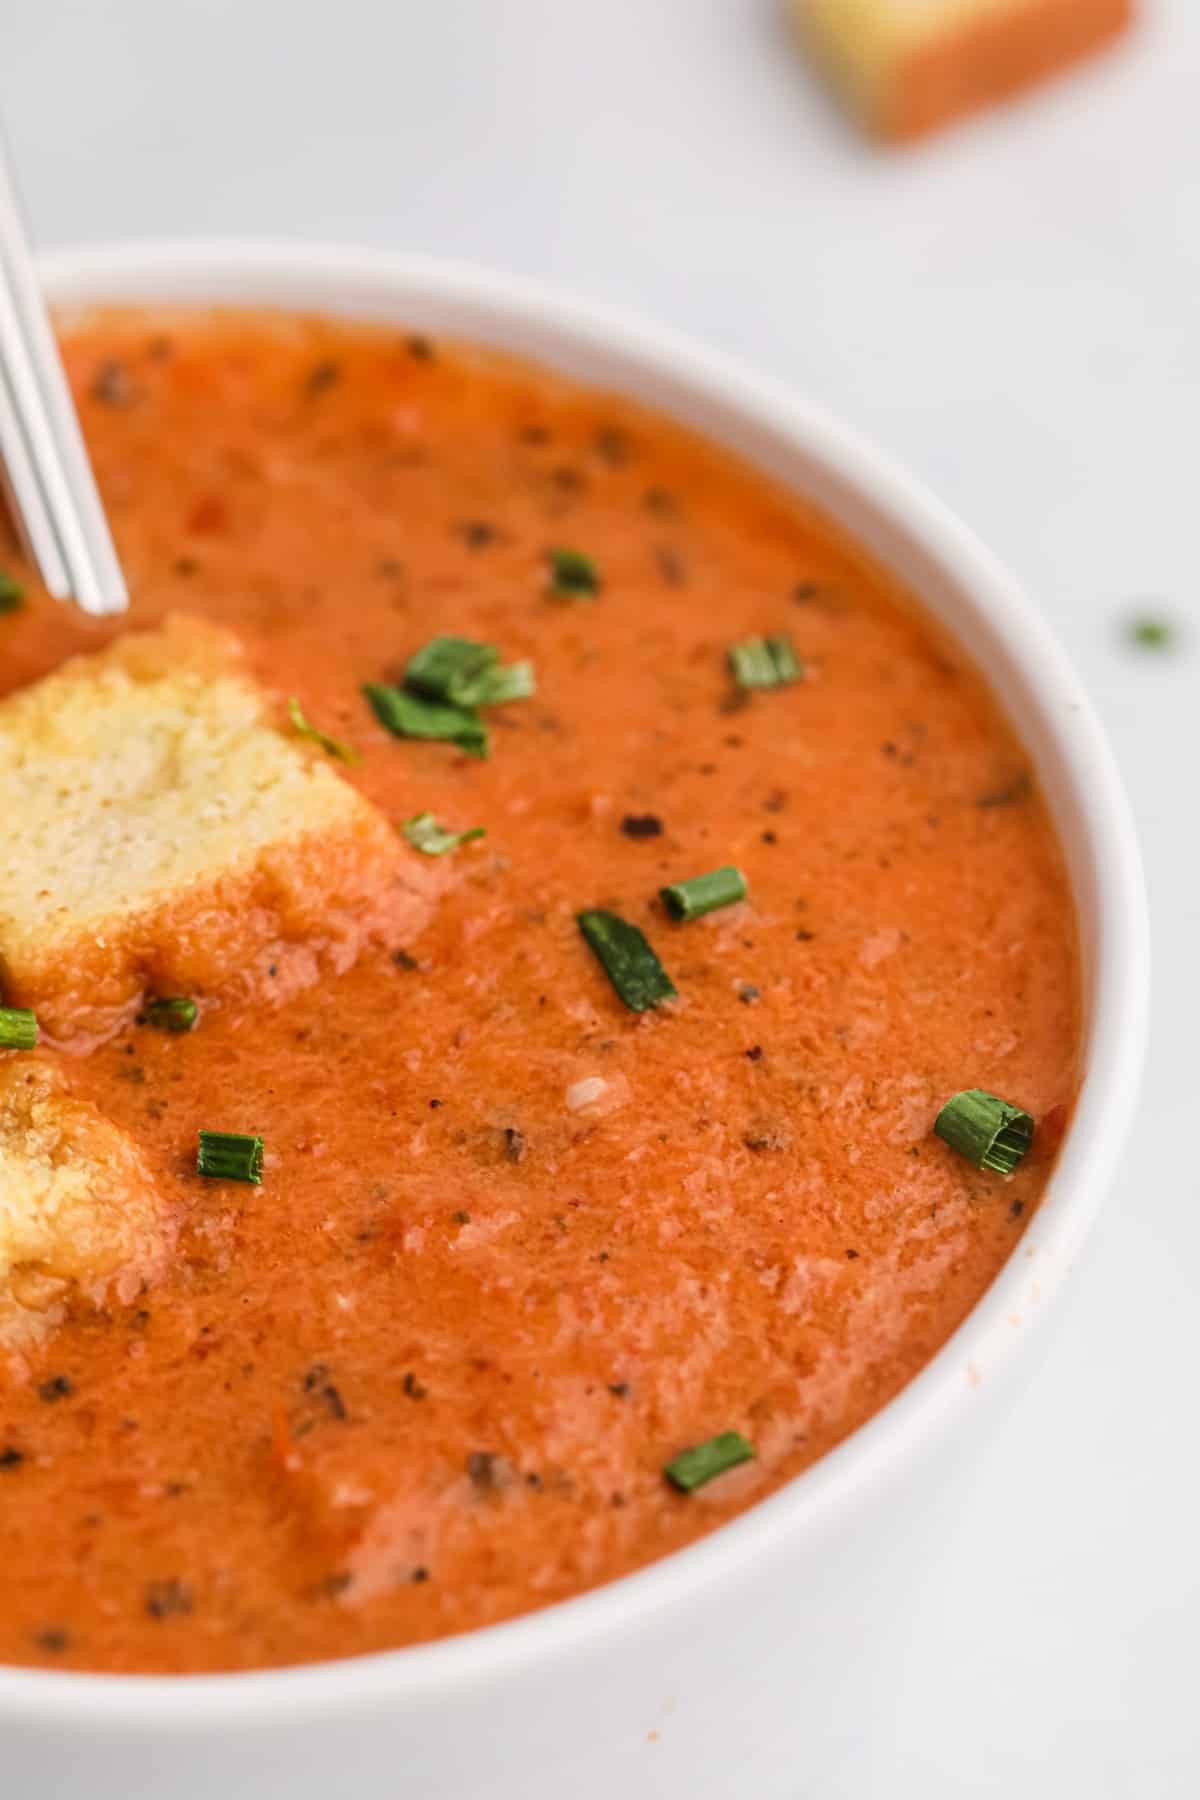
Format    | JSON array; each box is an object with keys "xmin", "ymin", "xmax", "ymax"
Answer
[{"xmin": 791, "ymin": 0, "xmax": 1136, "ymax": 143}]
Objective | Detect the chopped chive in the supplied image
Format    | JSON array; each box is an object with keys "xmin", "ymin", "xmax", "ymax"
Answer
[
  {"xmin": 401, "ymin": 812, "xmax": 487, "ymax": 856},
  {"xmin": 1127, "ymin": 614, "xmax": 1174, "ymax": 651},
  {"xmin": 576, "ymin": 909, "xmax": 677, "ymax": 1013},
  {"xmin": 934, "ymin": 1090, "xmax": 1034, "ymax": 1175},
  {"xmin": 143, "ymin": 996, "xmax": 198, "ymax": 1034},
  {"xmin": 0, "ymin": 571, "xmax": 25, "ymax": 614},
  {"xmin": 464, "ymin": 660, "xmax": 535, "ymax": 706},
  {"xmin": 665, "ymin": 1430, "xmax": 754, "ymax": 1493},
  {"xmin": 405, "ymin": 637, "xmax": 535, "ymax": 709},
  {"xmin": 547, "ymin": 546, "xmax": 600, "ymax": 599},
  {"xmin": 405, "ymin": 636, "xmax": 496, "ymax": 704},
  {"xmin": 287, "ymin": 697, "xmax": 360, "ymax": 764},
  {"xmin": 0, "ymin": 1007, "xmax": 38, "ymax": 1051},
  {"xmin": 363, "ymin": 684, "xmax": 488, "ymax": 758},
  {"xmin": 661, "ymin": 866, "xmax": 747, "ymax": 922},
  {"xmin": 728, "ymin": 634, "xmax": 802, "ymax": 690},
  {"xmin": 197, "ymin": 1130, "xmax": 263, "ymax": 1184}
]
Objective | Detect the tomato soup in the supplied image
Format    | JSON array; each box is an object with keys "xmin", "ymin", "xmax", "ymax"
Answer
[{"xmin": 0, "ymin": 310, "xmax": 1079, "ymax": 1673}]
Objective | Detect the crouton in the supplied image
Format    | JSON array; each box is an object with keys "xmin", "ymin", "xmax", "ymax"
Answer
[
  {"xmin": 0, "ymin": 616, "xmax": 429, "ymax": 1048},
  {"xmin": 792, "ymin": 0, "xmax": 1134, "ymax": 143},
  {"xmin": 0, "ymin": 1060, "xmax": 168, "ymax": 1348}
]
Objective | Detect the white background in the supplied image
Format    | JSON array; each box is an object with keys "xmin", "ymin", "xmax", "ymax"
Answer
[{"xmin": 3, "ymin": 1, "xmax": 1196, "ymax": 1792}]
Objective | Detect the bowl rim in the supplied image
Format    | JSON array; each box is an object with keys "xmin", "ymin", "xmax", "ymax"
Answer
[{"xmin": 0, "ymin": 236, "xmax": 1149, "ymax": 1727}]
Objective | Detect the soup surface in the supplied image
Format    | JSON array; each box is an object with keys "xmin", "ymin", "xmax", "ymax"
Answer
[{"xmin": 0, "ymin": 310, "xmax": 1079, "ymax": 1673}]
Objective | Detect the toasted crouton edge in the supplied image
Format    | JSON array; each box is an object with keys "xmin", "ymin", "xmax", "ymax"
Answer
[
  {"xmin": 0, "ymin": 1059, "xmax": 170, "ymax": 1352},
  {"xmin": 0, "ymin": 615, "xmax": 434, "ymax": 1050}
]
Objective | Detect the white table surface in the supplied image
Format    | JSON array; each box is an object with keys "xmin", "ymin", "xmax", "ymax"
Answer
[{"xmin": 4, "ymin": 1, "xmax": 1195, "ymax": 1792}]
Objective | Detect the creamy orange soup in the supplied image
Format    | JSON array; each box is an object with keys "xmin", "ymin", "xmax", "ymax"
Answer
[{"xmin": 0, "ymin": 310, "xmax": 1079, "ymax": 1672}]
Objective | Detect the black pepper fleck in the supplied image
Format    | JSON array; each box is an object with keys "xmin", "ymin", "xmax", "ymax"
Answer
[
  {"xmin": 594, "ymin": 426, "xmax": 630, "ymax": 465},
  {"xmin": 92, "ymin": 360, "xmax": 136, "ymax": 407},
  {"xmin": 503, "ymin": 1126, "xmax": 526, "ymax": 1163},
  {"xmin": 654, "ymin": 545, "xmax": 687, "ymax": 587},
  {"xmin": 145, "ymin": 1579, "xmax": 193, "ymax": 1619},
  {"xmin": 977, "ymin": 772, "xmax": 1033, "ymax": 810},
  {"xmin": 0, "ymin": 1446, "xmax": 25, "ymax": 1471},
  {"xmin": 743, "ymin": 1123, "xmax": 791, "ymax": 1152},
  {"xmin": 466, "ymin": 1451, "xmax": 513, "ymax": 1493},
  {"xmin": 620, "ymin": 813, "xmax": 663, "ymax": 839},
  {"xmin": 304, "ymin": 359, "xmax": 341, "ymax": 395},
  {"xmin": 37, "ymin": 1376, "xmax": 74, "ymax": 1404},
  {"xmin": 455, "ymin": 519, "xmax": 498, "ymax": 549}
]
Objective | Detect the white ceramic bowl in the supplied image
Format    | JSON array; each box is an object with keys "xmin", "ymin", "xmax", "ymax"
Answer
[{"xmin": 2, "ymin": 241, "xmax": 1148, "ymax": 1800}]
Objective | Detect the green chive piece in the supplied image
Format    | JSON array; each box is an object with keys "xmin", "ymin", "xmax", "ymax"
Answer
[
  {"xmin": 0, "ymin": 1007, "xmax": 38, "ymax": 1051},
  {"xmin": 665, "ymin": 1430, "xmax": 754, "ymax": 1493},
  {"xmin": 934, "ymin": 1090, "xmax": 1035, "ymax": 1175},
  {"xmin": 576, "ymin": 909, "xmax": 677, "ymax": 1013},
  {"xmin": 143, "ymin": 996, "xmax": 198, "ymax": 1034},
  {"xmin": 363, "ymin": 684, "xmax": 489, "ymax": 758},
  {"xmin": 197, "ymin": 1130, "xmax": 263, "ymax": 1184},
  {"xmin": 401, "ymin": 812, "xmax": 487, "ymax": 856},
  {"xmin": 406, "ymin": 640, "xmax": 532, "ymax": 709},
  {"xmin": 1127, "ymin": 615, "xmax": 1174, "ymax": 651},
  {"xmin": 405, "ymin": 636, "xmax": 497, "ymax": 704},
  {"xmin": 463, "ymin": 660, "xmax": 536, "ymax": 706},
  {"xmin": 404, "ymin": 637, "xmax": 535, "ymax": 708},
  {"xmin": 661, "ymin": 866, "xmax": 747, "ymax": 922},
  {"xmin": 728, "ymin": 633, "xmax": 802, "ymax": 690},
  {"xmin": 547, "ymin": 546, "xmax": 600, "ymax": 599},
  {"xmin": 0, "ymin": 571, "xmax": 25, "ymax": 614},
  {"xmin": 287, "ymin": 696, "xmax": 360, "ymax": 764}
]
